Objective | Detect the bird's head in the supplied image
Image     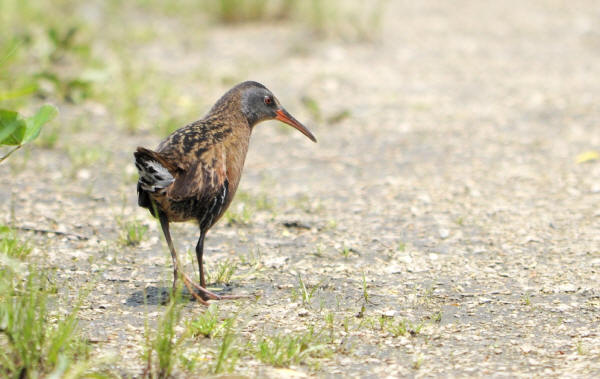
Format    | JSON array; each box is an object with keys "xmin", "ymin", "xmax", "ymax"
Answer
[{"xmin": 238, "ymin": 81, "xmax": 317, "ymax": 143}]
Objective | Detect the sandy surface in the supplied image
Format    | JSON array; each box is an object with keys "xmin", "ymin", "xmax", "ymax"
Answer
[{"xmin": 1, "ymin": 0, "xmax": 599, "ymax": 377}]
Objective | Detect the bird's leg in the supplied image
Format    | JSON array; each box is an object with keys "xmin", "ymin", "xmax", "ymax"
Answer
[
  {"xmin": 194, "ymin": 230, "xmax": 248, "ymax": 301},
  {"xmin": 196, "ymin": 230, "xmax": 207, "ymax": 288},
  {"xmin": 159, "ymin": 213, "xmax": 208, "ymax": 305}
]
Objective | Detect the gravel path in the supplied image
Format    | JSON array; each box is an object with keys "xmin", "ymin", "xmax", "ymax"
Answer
[{"xmin": 2, "ymin": 0, "xmax": 599, "ymax": 377}]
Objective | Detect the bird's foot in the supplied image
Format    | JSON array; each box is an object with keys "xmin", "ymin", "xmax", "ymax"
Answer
[
  {"xmin": 196, "ymin": 288, "xmax": 250, "ymax": 301},
  {"xmin": 180, "ymin": 272, "xmax": 249, "ymax": 303},
  {"xmin": 179, "ymin": 276, "xmax": 209, "ymax": 305}
]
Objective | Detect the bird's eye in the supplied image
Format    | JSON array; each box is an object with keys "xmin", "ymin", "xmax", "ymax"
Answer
[{"xmin": 264, "ymin": 96, "xmax": 273, "ymax": 105}]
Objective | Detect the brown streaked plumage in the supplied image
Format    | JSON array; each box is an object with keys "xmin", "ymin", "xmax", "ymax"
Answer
[{"xmin": 134, "ymin": 81, "xmax": 316, "ymax": 303}]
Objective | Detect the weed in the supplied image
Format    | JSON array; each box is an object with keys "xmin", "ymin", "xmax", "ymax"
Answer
[
  {"xmin": 297, "ymin": 275, "xmax": 319, "ymax": 307},
  {"xmin": 35, "ymin": 71, "xmax": 94, "ymax": 104},
  {"xmin": 420, "ymin": 287, "xmax": 435, "ymax": 304},
  {"xmin": 361, "ymin": 272, "xmax": 370, "ymax": 304},
  {"xmin": 388, "ymin": 319, "xmax": 423, "ymax": 337},
  {"xmin": 255, "ymin": 327, "xmax": 330, "ymax": 368},
  {"xmin": 118, "ymin": 219, "xmax": 148, "ymax": 247},
  {"xmin": 143, "ymin": 290, "xmax": 187, "ymax": 379},
  {"xmin": 188, "ymin": 304, "xmax": 220, "ymax": 338},
  {"xmin": 294, "ymin": 0, "xmax": 386, "ymax": 41},
  {"xmin": 301, "ymin": 95, "xmax": 321, "ymax": 121},
  {"xmin": 224, "ymin": 191, "xmax": 275, "ymax": 225},
  {"xmin": 521, "ymin": 293, "xmax": 531, "ymax": 306},
  {"xmin": 324, "ymin": 312, "xmax": 335, "ymax": 343},
  {"xmin": 413, "ymin": 354, "xmax": 424, "ymax": 369},
  {"xmin": 0, "ymin": 271, "xmax": 94, "ymax": 378},
  {"xmin": 342, "ymin": 316, "xmax": 351, "ymax": 333},
  {"xmin": 35, "ymin": 23, "xmax": 97, "ymax": 103},
  {"xmin": 115, "ymin": 62, "xmax": 145, "ymax": 134},
  {"xmin": 326, "ymin": 109, "xmax": 351, "ymax": 124},
  {"xmin": 223, "ymin": 205, "xmax": 253, "ymax": 226},
  {"xmin": 206, "ymin": 259, "xmax": 237, "ymax": 285},
  {"xmin": 576, "ymin": 341, "xmax": 587, "ymax": 355},
  {"xmin": 0, "ymin": 225, "xmax": 32, "ymax": 259},
  {"xmin": 212, "ymin": 318, "xmax": 239, "ymax": 374},
  {"xmin": 340, "ymin": 246, "xmax": 352, "ymax": 259},
  {"xmin": 205, "ymin": 0, "xmax": 283, "ymax": 23},
  {"xmin": 313, "ymin": 244, "xmax": 325, "ymax": 258},
  {"xmin": 67, "ymin": 145, "xmax": 107, "ymax": 171},
  {"xmin": 397, "ymin": 241, "xmax": 406, "ymax": 252},
  {"xmin": 429, "ymin": 311, "xmax": 442, "ymax": 323},
  {"xmin": 292, "ymin": 194, "xmax": 323, "ymax": 214},
  {"xmin": 324, "ymin": 219, "xmax": 337, "ymax": 230},
  {"xmin": 358, "ymin": 315, "xmax": 387, "ymax": 331},
  {"xmin": 239, "ymin": 248, "xmax": 262, "ymax": 268}
]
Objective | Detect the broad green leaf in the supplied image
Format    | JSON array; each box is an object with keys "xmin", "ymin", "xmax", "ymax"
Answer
[
  {"xmin": 23, "ymin": 104, "xmax": 58, "ymax": 143},
  {"xmin": 0, "ymin": 109, "xmax": 26, "ymax": 145}
]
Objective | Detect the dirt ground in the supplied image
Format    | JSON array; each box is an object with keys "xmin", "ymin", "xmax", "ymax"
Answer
[{"xmin": 2, "ymin": 0, "xmax": 599, "ymax": 377}]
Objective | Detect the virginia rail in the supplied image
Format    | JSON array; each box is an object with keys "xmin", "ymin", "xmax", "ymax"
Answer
[{"xmin": 134, "ymin": 81, "xmax": 316, "ymax": 304}]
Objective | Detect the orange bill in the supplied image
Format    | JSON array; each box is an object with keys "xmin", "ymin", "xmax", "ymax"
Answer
[{"xmin": 275, "ymin": 109, "xmax": 317, "ymax": 143}]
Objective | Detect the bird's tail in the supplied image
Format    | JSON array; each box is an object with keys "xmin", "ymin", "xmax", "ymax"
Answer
[{"xmin": 134, "ymin": 147, "xmax": 175, "ymax": 193}]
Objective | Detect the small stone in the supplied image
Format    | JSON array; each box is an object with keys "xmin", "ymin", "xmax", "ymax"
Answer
[
  {"xmin": 265, "ymin": 256, "xmax": 288, "ymax": 269},
  {"xmin": 521, "ymin": 344, "xmax": 533, "ymax": 353},
  {"xmin": 77, "ymin": 169, "xmax": 91, "ymax": 180},
  {"xmin": 298, "ymin": 308, "xmax": 309, "ymax": 317},
  {"xmin": 558, "ymin": 284, "xmax": 577, "ymax": 293},
  {"xmin": 439, "ymin": 228, "xmax": 450, "ymax": 239},
  {"xmin": 385, "ymin": 265, "xmax": 403, "ymax": 274},
  {"xmin": 382, "ymin": 310, "xmax": 396, "ymax": 317}
]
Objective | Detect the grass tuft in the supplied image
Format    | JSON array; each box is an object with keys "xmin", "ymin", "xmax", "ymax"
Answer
[
  {"xmin": 224, "ymin": 191, "xmax": 275, "ymax": 226},
  {"xmin": 0, "ymin": 271, "xmax": 94, "ymax": 378},
  {"xmin": 0, "ymin": 225, "xmax": 32, "ymax": 259},
  {"xmin": 291, "ymin": 274, "xmax": 319, "ymax": 307},
  {"xmin": 387, "ymin": 318, "xmax": 423, "ymax": 337},
  {"xmin": 212, "ymin": 318, "xmax": 239, "ymax": 374},
  {"xmin": 206, "ymin": 259, "xmax": 238, "ymax": 285},
  {"xmin": 143, "ymin": 289, "xmax": 187, "ymax": 379},
  {"xmin": 255, "ymin": 327, "xmax": 330, "ymax": 368},
  {"xmin": 188, "ymin": 304, "xmax": 220, "ymax": 338},
  {"xmin": 118, "ymin": 219, "xmax": 148, "ymax": 246}
]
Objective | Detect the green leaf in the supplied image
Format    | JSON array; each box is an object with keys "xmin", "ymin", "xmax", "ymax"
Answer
[
  {"xmin": 23, "ymin": 104, "xmax": 58, "ymax": 143},
  {"xmin": 0, "ymin": 83, "xmax": 38, "ymax": 101},
  {"xmin": 0, "ymin": 109, "xmax": 26, "ymax": 145}
]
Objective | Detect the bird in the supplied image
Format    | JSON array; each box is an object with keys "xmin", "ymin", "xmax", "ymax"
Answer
[{"xmin": 134, "ymin": 81, "xmax": 316, "ymax": 304}]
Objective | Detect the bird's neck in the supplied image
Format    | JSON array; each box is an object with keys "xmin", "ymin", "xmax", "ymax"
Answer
[
  {"xmin": 222, "ymin": 123, "xmax": 251, "ymax": 205},
  {"xmin": 202, "ymin": 99, "xmax": 253, "ymax": 202}
]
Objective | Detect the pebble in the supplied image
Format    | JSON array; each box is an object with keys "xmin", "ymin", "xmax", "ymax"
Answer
[
  {"xmin": 297, "ymin": 309, "xmax": 309, "ymax": 317},
  {"xmin": 439, "ymin": 228, "xmax": 450, "ymax": 239}
]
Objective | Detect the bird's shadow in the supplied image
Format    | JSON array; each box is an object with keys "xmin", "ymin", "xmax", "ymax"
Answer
[
  {"xmin": 125, "ymin": 284, "xmax": 237, "ymax": 306},
  {"xmin": 125, "ymin": 286, "xmax": 178, "ymax": 306}
]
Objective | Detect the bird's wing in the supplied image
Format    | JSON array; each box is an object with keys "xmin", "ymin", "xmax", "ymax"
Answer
[{"xmin": 165, "ymin": 144, "xmax": 227, "ymax": 202}]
